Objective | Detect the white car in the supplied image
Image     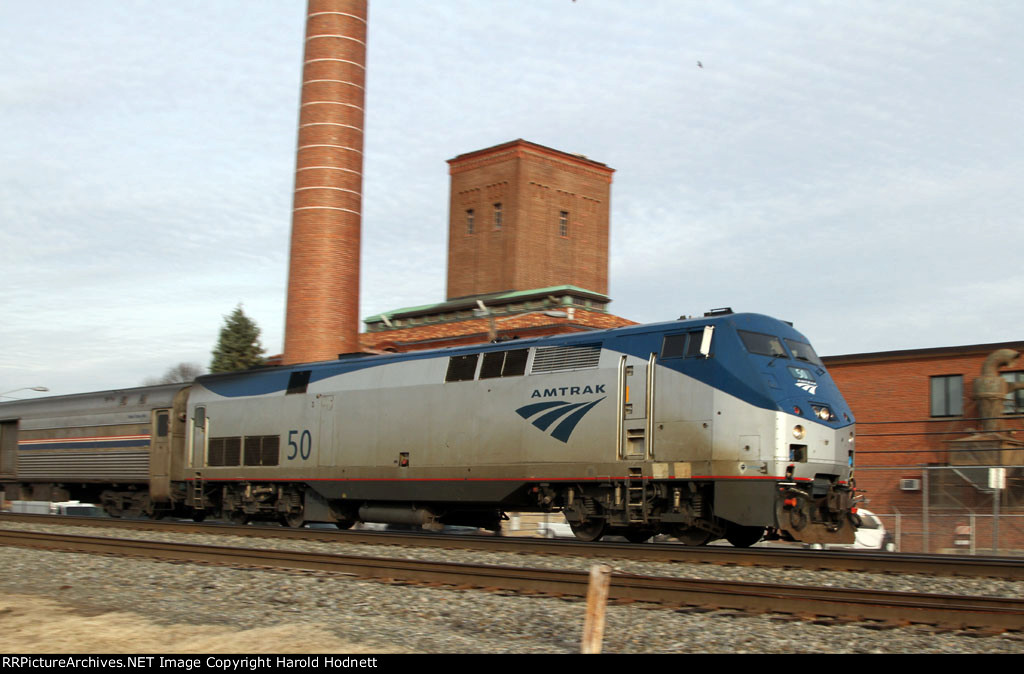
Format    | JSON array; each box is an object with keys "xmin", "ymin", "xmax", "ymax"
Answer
[
  {"xmin": 51, "ymin": 501, "xmax": 105, "ymax": 517},
  {"xmin": 537, "ymin": 521, "xmax": 575, "ymax": 539},
  {"xmin": 808, "ymin": 509, "xmax": 895, "ymax": 551}
]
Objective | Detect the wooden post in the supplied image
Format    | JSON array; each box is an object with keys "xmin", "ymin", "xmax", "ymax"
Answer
[{"xmin": 581, "ymin": 564, "xmax": 613, "ymax": 654}]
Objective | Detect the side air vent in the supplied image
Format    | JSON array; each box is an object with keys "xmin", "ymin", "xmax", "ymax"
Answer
[
  {"xmin": 287, "ymin": 370, "xmax": 311, "ymax": 395},
  {"xmin": 445, "ymin": 355, "xmax": 479, "ymax": 382},
  {"xmin": 208, "ymin": 437, "xmax": 242, "ymax": 467},
  {"xmin": 244, "ymin": 435, "xmax": 280, "ymax": 467},
  {"xmin": 531, "ymin": 344, "xmax": 602, "ymax": 374}
]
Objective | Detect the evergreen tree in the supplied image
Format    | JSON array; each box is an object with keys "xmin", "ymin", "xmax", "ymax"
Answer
[{"xmin": 210, "ymin": 305, "xmax": 266, "ymax": 373}]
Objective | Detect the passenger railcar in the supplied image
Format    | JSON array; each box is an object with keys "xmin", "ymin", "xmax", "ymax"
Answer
[
  {"xmin": 0, "ymin": 312, "xmax": 859, "ymax": 545},
  {"xmin": 0, "ymin": 383, "xmax": 190, "ymax": 517}
]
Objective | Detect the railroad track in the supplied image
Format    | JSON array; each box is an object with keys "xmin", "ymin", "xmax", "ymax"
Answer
[
  {"xmin": 1, "ymin": 512, "xmax": 1022, "ymax": 580},
  {"xmin": 1, "ymin": 527, "xmax": 1022, "ymax": 633}
]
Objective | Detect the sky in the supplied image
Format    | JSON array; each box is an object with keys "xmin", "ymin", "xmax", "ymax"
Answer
[{"xmin": 2, "ymin": 0, "xmax": 1023, "ymax": 397}]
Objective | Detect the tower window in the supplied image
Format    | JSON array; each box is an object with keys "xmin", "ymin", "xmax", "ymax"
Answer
[
  {"xmin": 494, "ymin": 203, "xmax": 503, "ymax": 230},
  {"xmin": 559, "ymin": 211, "xmax": 569, "ymax": 237},
  {"xmin": 466, "ymin": 209, "xmax": 474, "ymax": 234}
]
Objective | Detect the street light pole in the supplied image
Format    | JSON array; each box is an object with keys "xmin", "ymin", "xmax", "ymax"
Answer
[{"xmin": 0, "ymin": 386, "xmax": 49, "ymax": 400}]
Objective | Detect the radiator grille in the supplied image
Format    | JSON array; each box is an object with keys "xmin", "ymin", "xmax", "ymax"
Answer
[
  {"xmin": 531, "ymin": 344, "xmax": 602, "ymax": 374},
  {"xmin": 17, "ymin": 450, "xmax": 149, "ymax": 481}
]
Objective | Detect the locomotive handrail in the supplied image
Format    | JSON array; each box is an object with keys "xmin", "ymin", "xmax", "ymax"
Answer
[
  {"xmin": 616, "ymin": 355, "xmax": 626, "ymax": 460},
  {"xmin": 646, "ymin": 352, "xmax": 656, "ymax": 460}
]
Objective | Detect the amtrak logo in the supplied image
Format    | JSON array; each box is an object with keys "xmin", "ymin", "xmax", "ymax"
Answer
[
  {"xmin": 531, "ymin": 384, "xmax": 606, "ymax": 398},
  {"xmin": 515, "ymin": 398, "xmax": 606, "ymax": 443},
  {"xmin": 795, "ymin": 380, "xmax": 818, "ymax": 394}
]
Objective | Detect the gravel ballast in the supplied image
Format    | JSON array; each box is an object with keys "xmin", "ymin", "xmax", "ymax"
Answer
[{"xmin": 0, "ymin": 522, "xmax": 1022, "ymax": 654}]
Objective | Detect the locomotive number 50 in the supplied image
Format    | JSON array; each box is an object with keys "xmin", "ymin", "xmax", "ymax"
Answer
[{"xmin": 287, "ymin": 429, "xmax": 312, "ymax": 460}]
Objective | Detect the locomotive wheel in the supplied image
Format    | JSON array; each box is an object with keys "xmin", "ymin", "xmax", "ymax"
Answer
[
  {"xmin": 228, "ymin": 510, "xmax": 250, "ymax": 526},
  {"xmin": 283, "ymin": 512, "xmax": 305, "ymax": 528},
  {"xmin": 787, "ymin": 502, "xmax": 810, "ymax": 531},
  {"xmin": 671, "ymin": 525, "xmax": 714, "ymax": 546},
  {"xmin": 335, "ymin": 520, "xmax": 356, "ymax": 530},
  {"xmin": 191, "ymin": 511, "xmax": 207, "ymax": 523},
  {"xmin": 725, "ymin": 524, "xmax": 765, "ymax": 548},
  {"xmin": 569, "ymin": 518, "xmax": 606, "ymax": 542}
]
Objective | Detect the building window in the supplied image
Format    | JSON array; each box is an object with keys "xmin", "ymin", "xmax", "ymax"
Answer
[
  {"xmin": 494, "ymin": 203, "xmax": 502, "ymax": 230},
  {"xmin": 466, "ymin": 209, "xmax": 474, "ymax": 234},
  {"xmin": 559, "ymin": 211, "xmax": 569, "ymax": 237},
  {"xmin": 1002, "ymin": 372, "xmax": 1024, "ymax": 414},
  {"xmin": 930, "ymin": 375, "xmax": 963, "ymax": 417}
]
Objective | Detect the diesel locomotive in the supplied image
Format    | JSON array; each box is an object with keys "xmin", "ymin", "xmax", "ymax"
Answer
[{"xmin": 0, "ymin": 311, "xmax": 860, "ymax": 546}]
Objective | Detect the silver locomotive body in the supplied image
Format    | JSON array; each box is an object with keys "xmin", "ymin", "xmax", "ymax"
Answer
[{"xmin": 183, "ymin": 312, "xmax": 856, "ymax": 544}]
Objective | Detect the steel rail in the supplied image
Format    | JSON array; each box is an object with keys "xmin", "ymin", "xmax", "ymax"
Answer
[
  {"xmin": 1, "ymin": 512, "xmax": 1022, "ymax": 580},
  {"xmin": 0, "ymin": 528, "xmax": 1022, "ymax": 632}
]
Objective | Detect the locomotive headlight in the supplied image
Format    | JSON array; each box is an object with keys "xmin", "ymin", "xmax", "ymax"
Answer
[
  {"xmin": 792, "ymin": 425, "xmax": 805, "ymax": 439},
  {"xmin": 811, "ymin": 404, "xmax": 835, "ymax": 421}
]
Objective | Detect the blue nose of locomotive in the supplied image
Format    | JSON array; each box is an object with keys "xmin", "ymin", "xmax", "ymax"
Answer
[{"xmin": 726, "ymin": 314, "xmax": 854, "ymax": 427}]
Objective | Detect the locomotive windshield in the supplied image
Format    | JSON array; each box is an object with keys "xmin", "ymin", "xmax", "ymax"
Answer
[
  {"xmin": 738, "ymin": 330, "xmax": 786, "ymax": 358},
  {"xmin": 784, "ymin": 339, "xmax": 823, "ymax": 366},
  {"xmin": 738, "ymin": 330, "xmax": 824, "ymax": 367}
]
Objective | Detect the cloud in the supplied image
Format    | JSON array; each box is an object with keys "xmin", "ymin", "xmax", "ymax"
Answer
[{"xmin": 2, "ymin": 0, "xmax": 1022, "ymax": 393}]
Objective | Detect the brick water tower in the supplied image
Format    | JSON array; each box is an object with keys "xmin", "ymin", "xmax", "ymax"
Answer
[{"xmin": 283, "ymin": 0, "xmax": 368, "ymax": 364}]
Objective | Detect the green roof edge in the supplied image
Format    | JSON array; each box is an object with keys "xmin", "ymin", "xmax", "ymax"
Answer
[{"xmin": 363, "ymin": 285, "xmax": 610, "ymax": 324}]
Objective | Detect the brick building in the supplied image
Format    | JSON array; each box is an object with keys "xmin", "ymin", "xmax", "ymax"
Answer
[
  {"xmin": 361, "ymin": 139, "xmax": 635, "ymax": 352},
  {"xmin": 445, "ymin": 139, "xmax": 613, "ymax": 300},
  {"xmin": 824, "ymin": 342, "xmax": 1024, "ymax": 552}
]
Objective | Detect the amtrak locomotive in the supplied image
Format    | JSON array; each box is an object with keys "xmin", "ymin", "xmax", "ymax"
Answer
[{"xmin": 0, "ymin": 311, "xmax": 860, "ymax": 546}]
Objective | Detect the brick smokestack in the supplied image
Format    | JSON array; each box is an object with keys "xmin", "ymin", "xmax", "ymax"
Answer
[{"xmin": 283, "ymin": 0, "xmax": 368, "ymax": 364}]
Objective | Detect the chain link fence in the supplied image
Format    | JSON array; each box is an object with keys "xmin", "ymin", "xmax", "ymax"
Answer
[{"xmin": 860, "ymin": 465, "xmax": 1024, "ymax": 555}]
